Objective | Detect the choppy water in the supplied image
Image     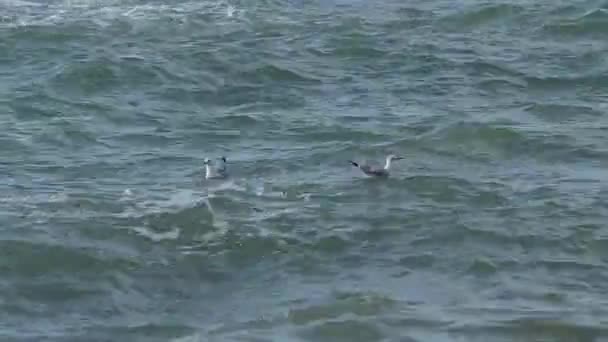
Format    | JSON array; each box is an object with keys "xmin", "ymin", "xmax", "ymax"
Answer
[{"xmin": 2, "ymin": 0, "xmax": 608, "ymax": 341}]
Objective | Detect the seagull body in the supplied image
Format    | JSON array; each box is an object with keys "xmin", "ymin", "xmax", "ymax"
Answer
[
  {"xmin": 349, "ymin": 154, "xmax": 403, "ymax": 177},
  {"xmin": 204, "ymin": 156, "xmax": 228, "ymax": 179}
]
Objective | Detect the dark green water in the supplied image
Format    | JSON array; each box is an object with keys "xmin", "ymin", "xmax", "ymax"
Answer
[{"xmin": 2, "ymin": 0, "xmax": 608, "ymax": 341}]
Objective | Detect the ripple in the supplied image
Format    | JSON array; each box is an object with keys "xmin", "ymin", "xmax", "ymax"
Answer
[
  {"xmin": 250, "ymin": 63, "xmax": 322, "ymax": 84},
  {"xmin": 398, "ymin": 253, "xmax": 436, "ymax": 270}
]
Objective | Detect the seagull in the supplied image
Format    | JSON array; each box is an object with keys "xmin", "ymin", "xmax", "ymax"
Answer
[
  {"xmin": 204, "ymin": 156, "xmax": 228, "ymax": 179},
  {"xmin": 349, "ymin": 154, "xmax": 404, "ymax": 177}
]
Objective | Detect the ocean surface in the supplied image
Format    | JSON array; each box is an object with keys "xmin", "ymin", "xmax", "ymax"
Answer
[{"xmin": 2, "ymin": 0, "xmax": 608, "ymax": 341}]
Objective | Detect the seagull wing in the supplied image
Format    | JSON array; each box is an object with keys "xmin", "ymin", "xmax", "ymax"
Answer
[
  {"xmin": 351, "ymin": 161, "xmax": 388, "ymax": 177},
  {"xmin": 364, "ymin": 166, "xmax": 389, "ymax": 177},
  {"xmin": 215, "ymin": 158, "xmax": 228, "ymax": 177}
]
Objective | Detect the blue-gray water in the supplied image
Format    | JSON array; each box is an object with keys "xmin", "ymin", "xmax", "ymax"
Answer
[{"xmin": 2, "ymin": 0, "xmax": 608, "ymax": 341}]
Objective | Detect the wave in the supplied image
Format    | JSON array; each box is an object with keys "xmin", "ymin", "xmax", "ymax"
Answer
[
  {"xmin": 524, "ymin": 73, "xmax": 608, "ymax": 92},
  {"xmin": 0, "ymin": 238, "xmax": 137, "ymax": 275},
  {"xmin": 440, "ymin": 4, "xmax": 525, "ymax": 30},
  {"xmin": 542, "ymin": 8, "xmax": 608, "ymax": 38},
  {"xmin": 79, "ymin": 323, "xmax": 198, "ymax": 342},
  {"xmin": 423, "ymin": 120, "xmax": 608, "ymax": 165},
  {"xmin": 523, "ymin": 102, "xmax": 602, "ymax": 123}
]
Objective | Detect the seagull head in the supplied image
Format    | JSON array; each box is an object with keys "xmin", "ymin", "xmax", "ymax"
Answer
[{"xmin": 203, "ymin": 158, "xmax": 211, "ymax": 165}]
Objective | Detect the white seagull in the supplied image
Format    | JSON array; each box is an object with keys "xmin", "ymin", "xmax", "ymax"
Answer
[
  {"xmin": 349, "ymin": 154, "xmax": 404, "ymax": 177},
  {"xmin": 204, "ymin": 156, "xmax": 228, "ymax": 179}
]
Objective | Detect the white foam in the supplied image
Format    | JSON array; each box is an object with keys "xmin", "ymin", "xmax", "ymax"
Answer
[
  {"xmin": 132, "ymin": 226, "xmax": 180, "ymax": 242},
  {"xmin": 0, "ymin": 0, "xmax": 43, "ymax": 7},
  {"xmin": 170, "ymin": 333, "xmax": 202, "ymax": 342},
  {"xmin": 119, "ymin": 188, "xmax": 134, "ymax": 201},
  {"xmin": 226, "ymin": 5, "xmax": 235, "ymax": 17},
  {"xmin": 205, "ymin": 178, "xmax": 247, "ymax": 195},
  {"xmin": 0, "ymin": 0, "xmax": 244, "ymax": 28},
  {"xmin": 250, "ymin": 206, "xmax": 299, "ymax": 222},
  {"xmin": 115, "ymin": 188, "xmax": 206, "ymax": 219},
  {"xmin": 0, "ymin": 191, "xmax": 69, "ymax": 206}
]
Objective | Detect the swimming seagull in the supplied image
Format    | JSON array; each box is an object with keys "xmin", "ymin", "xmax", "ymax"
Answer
[
  {"xmin": 204, "ymin": 156, "xmax": 228, "ymax": 179},
  {"xmin": 349, "ymin": 154, "xmax": 404, "ymax": 177}
]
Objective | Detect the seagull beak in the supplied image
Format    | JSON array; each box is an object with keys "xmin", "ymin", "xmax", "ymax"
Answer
[{"xmin": 394, "ymin": 156, "xmax": 404, "ymax": 161}]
